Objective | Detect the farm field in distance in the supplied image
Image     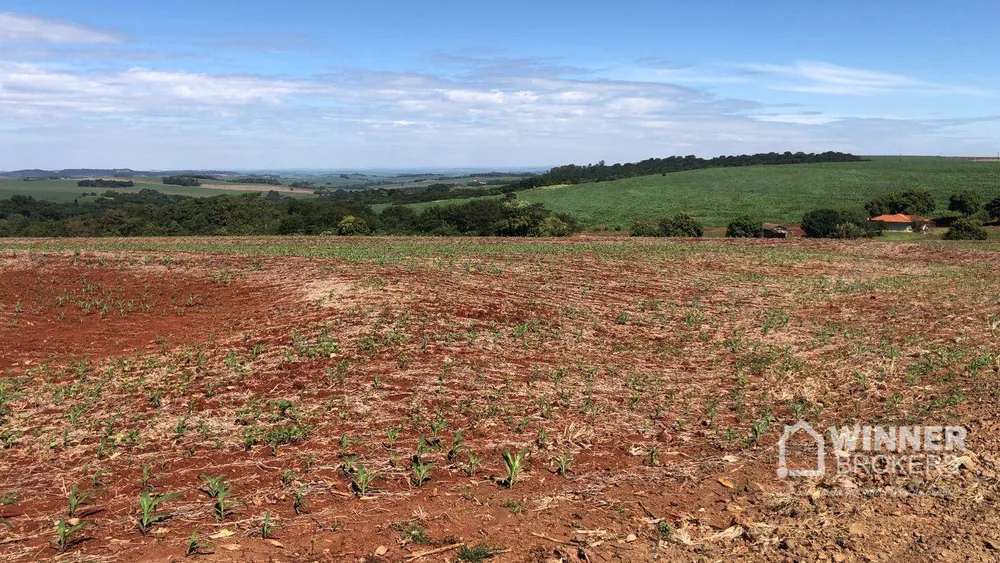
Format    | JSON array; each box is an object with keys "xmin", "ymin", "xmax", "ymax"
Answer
[
  {"xmin": 0, "ymin": 179, "xmax": 317, "ymax": 203},
  {"xmin": 1, "ymin": 236, "xmax": 999, "ymax": 561},
  {"xmin": 0, "ymin": 171, "xmax": 531, "ymax": 205}
]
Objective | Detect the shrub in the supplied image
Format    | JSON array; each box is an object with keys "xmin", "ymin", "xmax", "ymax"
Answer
[
  {"xmin": 725, "ymin": 215, "xmax": 762, "ymax": 238},
  {"xmin": 534, "ymin": 216, "xmax": 572, "ymax": 237},
  {"xmin": 337, "ymin": 215, "xmax": 369, "ymax": 235},
  {"xmin": 832, "ymin": 222, "xmax": 868, "ymax": 239},
  {"xmin": 630, "ymin": 219, "xmax": 660, "ymax": 237},
  {"xmin": 943, "ymin": 218, "xmax": 988, "ymax": 240},
  {"xmin": 949, "ymin": 191, "xmax": 983, "ymax": 216},
  {"xmin": 658, "ymin": 213, "xmax": 704, "ymax": 237}
]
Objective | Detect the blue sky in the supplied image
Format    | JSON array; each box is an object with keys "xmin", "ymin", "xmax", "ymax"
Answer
[{"xmin": 1, "ymin": 1, "xmax": 998, "ymax": 169}]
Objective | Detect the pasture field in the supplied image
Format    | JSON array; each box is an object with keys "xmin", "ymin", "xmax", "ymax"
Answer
[
  {"xmin": 0, "ymin": 179, "xmax": 317, "ymax": 203},
  {"xmin": 1, "ymin": 236, "xmax": 999, "ymax": 561},
  {"xmin": 514, "ymin": 156, "xmax": 1000, "ymax": 229}
]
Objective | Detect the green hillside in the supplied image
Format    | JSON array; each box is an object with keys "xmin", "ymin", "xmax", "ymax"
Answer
[{"xmin": 514, "ymin": 156, "xmax": 1000, "ymax": 229}]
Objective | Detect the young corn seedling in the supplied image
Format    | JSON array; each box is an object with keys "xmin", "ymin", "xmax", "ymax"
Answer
[
  {"xmin": 51, "ymin": 518, "xmax": 89, "ymax": 553},
  {"xmin": 91, "ymin": 469, "xmax": 110, "ymax": 488},
  {"xmin": 554, "ymin": 452, "xmax": 572, "ymax": 476},
  {"xmin": 136, "ymin": 491, "xmax": 182, "ymax": 535},
  {"xmin": 67, "ymin": 484, "xmax": 100, "ymax": 517},
  {"xmin": 413, "ymin": 436, "xmax": 430, "ymax": 463},
  {"xmin": 429, "ymin": 419, "xmax": 447, "ymax": 440},
  {"xmin": 261, "ymin": 510, "xmax": 278, "ymax": 539},
  {"xmin": 501, "ymin": 448, "xmax": 529, "ymax": 488},
  {"xmin": 447, "ymin": 431, "xmax": 467, "ymax": 462},
  {"xmin": 411, "ymin": 461, "xmax": 433, "ymax": 487},
  {"xmin": 280, "ymin": 468, "xmax": 299, "ymax": 488},
  {"xmin": 386, "ymin": 426, "xmax": 401, "ymax": 448},
  {"xmin": 139, "ymin": 463, "xmax": 157, "ymax": 491},
  {"xmin": 341, "ymin": 455, "xmax": 359, "ymax": 475},
  {"xmin": 186, "ymin": 528, "xmax": 214, "ymax": 556},
  {"xmin": 338, "ymin": 433, "xmax": 354, "ymax": 454},
  {"xmin": 748, "ymin": 418, "xmax": 771, "ymax": 446},
  {"xmin": 352, "ymin": 465, "xmax": 379, "ymax": 496},
  {"xmin": 466, "ymin": 450, "xmax": 484, "ymax": 476},
  {"xmin": 647, "ymin": 446, "xmax": 660, "ymax": 467},
  {"xmin": 293, "ymin": 486, "xmax": 308, "ymax": 515},
  {"xmin": 200, "ymin": 474, "xmax": 234, "ymax": 521},
  {"xmin": 536, "ymin": 428, "xmax": 550, "ymax": 449}
]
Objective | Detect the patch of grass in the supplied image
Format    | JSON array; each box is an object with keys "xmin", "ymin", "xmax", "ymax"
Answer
[{"xmin": 458, "ymin": 542, "xmax": 500, "ymax": 561}]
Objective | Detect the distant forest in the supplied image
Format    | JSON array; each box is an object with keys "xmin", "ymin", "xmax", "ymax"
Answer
[{"xmin": 0, "ymin": 191, "xmax": 579, "ymax": 237}]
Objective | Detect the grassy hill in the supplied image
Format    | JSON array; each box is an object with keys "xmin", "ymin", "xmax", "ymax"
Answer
[{"xmin": 514, "ymin": 156, "xmax": 1000, "ymax": 229}]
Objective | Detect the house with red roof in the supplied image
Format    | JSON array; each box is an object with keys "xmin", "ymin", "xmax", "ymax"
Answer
[{"xmin": 870, "ymin": 213, "xmax": 930, "ymax": 233}]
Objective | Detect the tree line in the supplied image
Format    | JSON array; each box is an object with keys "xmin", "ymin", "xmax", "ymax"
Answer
[
  {"xmin": 77, "ymin": 179, "xmax": 135, "ymax": 188},
  {"xmin": 162, "ymin": 176, "xmax": 204, "ymax": 186},
  {"xmin": 0, "ymin": 190, "xmax": 580, "ymax": 238},
  {"xmin": 232, "ymin": 176, "xmax": 282, "ymax": 185},
  {"xmin": 505, "ymin": 151, "xmax": 866, "ymax": 191},
  {"xmin": 318, "ymin": 183, "xmax": 503, "ymax": 206}
]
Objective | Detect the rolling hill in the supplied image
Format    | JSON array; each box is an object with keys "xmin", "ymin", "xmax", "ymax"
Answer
[{"xmin": 512, "ymin": 156, "xmax": 1000, "ymax": 229}]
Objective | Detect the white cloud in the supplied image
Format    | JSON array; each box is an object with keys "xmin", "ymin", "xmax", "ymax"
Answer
[
  {"xmin": 442, "ymin": 89, "xmax": 505, "ymax": 104},
  {"xmin": 740, "ymin": 61, "xmax": 985, "ymax": 96},
  {"xmin": 123, "ymin": 68, "xmax": 303, "ymax": 104},
  {"xmin": 0, "ymin": 12, "xmax": 123, "ymax": 44},
  {"xmin": 753, "ymin": 113, "xmax": 841, "ymax": 125},
  {"xmin": 0, "ymin": 51, "xmax": 995, "ymax": 168}
]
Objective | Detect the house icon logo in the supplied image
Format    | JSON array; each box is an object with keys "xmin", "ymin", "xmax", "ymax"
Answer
[{"xmin": 777, "ymin": 421, "xmax": 825, "ymax": 478}]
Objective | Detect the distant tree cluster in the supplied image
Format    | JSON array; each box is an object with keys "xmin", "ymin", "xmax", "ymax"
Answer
[
  {"xmin": 864, "ymin": 189, "xmax": 936, "ymax": 217},
  {"xmin": 802, "ymin": 209, "xmax": 883, "ymax": 239},
  {"xmin": 162, "ymin": 176, "xmax": 203, "ymax": 187},
  {"xmin": 469, "ymin": 172, "xmax": 526, "ymax": 178},
  {"xmin": 233, "ymin": 176, "xmax": 282, "ymax": 186},
  {"xmin": 77, "ymin": 179, "xmax": 135, "ymax": 188},
  {"xmin": 0, "ymin": 191, "xmax": 580, "ymax": 238}
]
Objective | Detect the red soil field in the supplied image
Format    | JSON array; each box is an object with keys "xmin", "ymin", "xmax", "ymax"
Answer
[{"xmin": 0, "ymin": 238, "xmax": 998, "ymax": 561}]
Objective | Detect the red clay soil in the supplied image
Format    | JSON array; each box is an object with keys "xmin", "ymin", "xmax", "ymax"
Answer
[
  {"xmin": 0, "ymin": 259, "xmax": 283, "ymax": 370},
  {"xmin": 0, "ymin": 240, "xmax": 999, "ymax": 562}
]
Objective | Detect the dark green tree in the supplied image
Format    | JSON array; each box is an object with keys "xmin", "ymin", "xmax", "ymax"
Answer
[
  {"xmin": 985, "ymin": 197, "xmax": 1000, "ymax": 223},
  {"xmin": 864, "ymin": 189, "xmax": 936, "ymax": 216},
  {"xmin": 949, "ymin": 191, "xmax": 983, "ymax": 216}
]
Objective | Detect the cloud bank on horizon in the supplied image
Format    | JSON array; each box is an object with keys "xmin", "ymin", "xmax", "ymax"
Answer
[{"xmin": 0, "ymin": 3, "xmax": 997, "ymax": 170}]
